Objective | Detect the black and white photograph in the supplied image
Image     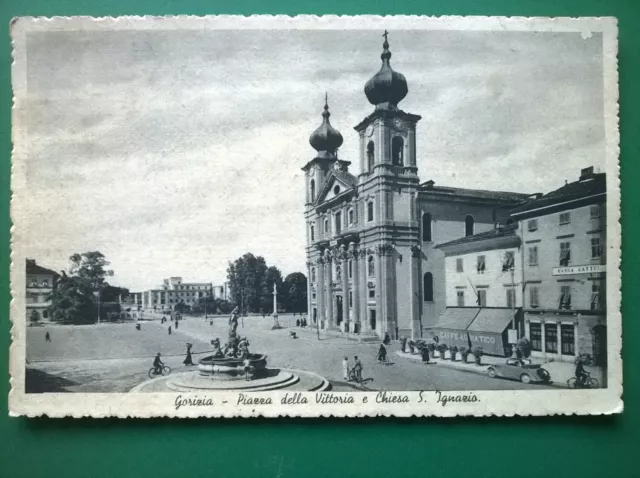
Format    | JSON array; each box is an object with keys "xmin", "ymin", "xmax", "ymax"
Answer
[{"xmin": 9, "ymin": 15, "xmax": 621, "ymax": 418}]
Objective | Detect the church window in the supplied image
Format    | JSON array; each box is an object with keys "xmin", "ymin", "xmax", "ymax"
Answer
[
  {"xmin": 348, "ymin": 208, "xmax": 354, "ymax": 225},
  {"xmin": 465, "ymin": 215, "xmax": 475, "ymax": 237},
  {"xmin": 423, "ymin": 273, "xmax": 433, "ymax": 302},
  {"xmin": 310, "ymin": 179, "xmax": 315, "ymax": 201},
  {"xmin": 335, "ymin": 211, "xmax": 342, "ymax": 234},
  {"xmin": 324, "ymin": 218, "xmax": 329, "ymax": 235},
  {"xmin": 367, "ymin": 141, "xmax": 375, "ymax": 172},
  {"xmin": 368, "ymin": 256, "xmax": 375, "ymax": 277},
  {"xmin": 333, "ymin": 185, "xmax": 340, "ymax": 195},
  {"xmin": 336, "ymin": 265, "xmax": 342, "ymax": 282},
  {"xmin": 422, "ymin": 213, "xmax": 432, "ymax": 242},
  {"xmin": 392, "ymin": 136, "xmax": 404, "ymax": 166},
  {"xmin": 310, "ymin": 225, "xmax": 315, "ymax": 242},
  {"xmin": 348, "ymin": 259, "xmax": 353, "ymax": 279},
  {"xmin": 367, "ymin": 201, "xmax": 374, "ymax": 222},
  {"xmin": 311, "ymin": 267, "xmax": 316, "ymax": 283}
]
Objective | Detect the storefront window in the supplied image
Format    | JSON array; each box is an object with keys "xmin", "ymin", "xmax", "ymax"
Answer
[
  {"xmin": 530, "ymin": 323, "xmax": 542, "ymax": 351},
  {"xmin": 544, "ymin": 323, "xmax": 558, "ymax": 353},
  {"xmin": 561, "ymin": 324, "xmax": 575, "ymax": 356}
]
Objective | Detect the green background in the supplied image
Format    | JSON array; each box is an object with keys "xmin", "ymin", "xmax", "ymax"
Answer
[{"xmin": 1, "ymin": 1, "xmax": 637, "ymax": 477}]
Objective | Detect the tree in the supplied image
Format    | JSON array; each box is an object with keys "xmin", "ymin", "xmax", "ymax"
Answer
[
  {"xmin": 101, "ymin": 285, "xmax": 130, "ymax": 303},
  {"xmin": 48, "ymin": 271, "xmax": 96, "ymax": 324},
  {"xmin": 29, "ymin": 309, "xmax": 40, "ymax": 325},
  {"xmin": 69, "ymin": 251, "xmax": 114, "ymax": 291},
  {"xmin": 227, "ymin": 253, "xmax": 268, "ymax": 314},
  {"xmin": 192, "ymin": 296, "xmax": 217, "ymax": 315},
  {"xmin": 283, "ymin": 272, "xmax": 308, "ymax": 313}
]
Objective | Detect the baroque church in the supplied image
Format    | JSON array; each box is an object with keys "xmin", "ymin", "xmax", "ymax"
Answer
[{"xmin": 303, "ymin": 33, "xmax": 530, "ymax": 340}]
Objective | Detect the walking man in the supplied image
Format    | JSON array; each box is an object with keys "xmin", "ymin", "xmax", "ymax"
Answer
[
  {"xmin": 168, "ymin": 325, "xmax": 172, "ymax": 335},
  {"xmin": 353, "ymin": 356, "xmax": 363, "ymax": 381},
  {"xmin": 342, "ymin": 356, "xmax": 349, "ymax": 381},
  {"xmin": 45, "ymin": 331, "xmax": 51, "ymax": 342}
]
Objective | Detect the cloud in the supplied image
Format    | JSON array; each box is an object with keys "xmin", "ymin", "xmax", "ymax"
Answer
[{"xmin": 20, "ymin": 29, "xmax": 605, "ymax": 290}]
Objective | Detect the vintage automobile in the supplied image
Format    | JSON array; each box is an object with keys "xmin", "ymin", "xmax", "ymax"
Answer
[{"xmin": 487, "ymin": 358, "xmax": 551, "ymax": 384}]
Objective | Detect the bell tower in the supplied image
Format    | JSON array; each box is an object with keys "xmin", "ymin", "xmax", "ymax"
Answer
[{"xmin": 353, "ymin": 31, "xmax": 422, "ymax": 340}]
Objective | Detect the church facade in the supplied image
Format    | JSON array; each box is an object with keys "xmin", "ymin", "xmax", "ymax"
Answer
[{"xmin": 303, "ymin": 34, "xmax": 530, "ymax": 340}]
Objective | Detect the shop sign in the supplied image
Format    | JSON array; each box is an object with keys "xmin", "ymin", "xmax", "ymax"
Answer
[{"xmin": 552, "ymin": 264, "xmax": 606, "ymax": 276}]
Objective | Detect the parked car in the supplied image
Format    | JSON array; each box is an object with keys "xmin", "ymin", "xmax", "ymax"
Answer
[{"xmin": 487, "ymin": 358, "xmax": 551, "ymax": 384}]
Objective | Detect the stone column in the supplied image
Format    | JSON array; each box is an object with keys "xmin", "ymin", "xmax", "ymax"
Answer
[
  {"xmin": 340, "ymin": 245, "xmax": 349, "ymax": 332},
  {"xmin": 325, "ymin": 250, "xmax": 334, "ymax": 329},
  {"xmin": 375, "ymin": 247, "xmax": 384, "ymax": 338},
  {"xmin": 307, "ymin": 261, "xmax": 314, "ymax": 318},
  {"xmin": 410, "ymin": 245, "xmax": 421, "ymax": 340},
  {"xmin": 134, "ymin": 294, "xmax": 138, "ymax": 306},
  {"xmin": 360, "ymin": 249, "xmax": 369, "ymax": 332},
  {"xmin": 350, "ymin": 244, "xmax": 360, "ymax": 334},
  {"xmin": 317, "ymin": 256, "xmax": 325, "ymax": 329}
]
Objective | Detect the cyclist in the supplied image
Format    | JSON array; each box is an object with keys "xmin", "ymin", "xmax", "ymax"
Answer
[
  {"xmin": 575, "ymin": 358, "xmax": 588, "ymax": 386},
  {"xmin": 353, "ymin": 356, "xmax": 363, "ymax": 381},
  {"xmin": 152, "ymin": 353, "xmax": 164, "ymax": 375}
]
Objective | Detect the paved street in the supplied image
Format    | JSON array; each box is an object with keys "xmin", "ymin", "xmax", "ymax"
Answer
[{"xmin": 26, "ymin": 315, "xmax": 554, "ymax": 393}]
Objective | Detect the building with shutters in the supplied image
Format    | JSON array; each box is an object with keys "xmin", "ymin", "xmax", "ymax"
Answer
[
  {"xmin": 26, "ymin": 259, "xmax": 59, "ymax": 324},
  {"xmin": 510, "ymin": 167, "xmax": 607, "ymax": 364},
  {"xmin": 430, "ymin": 224, "xmax": 524, "ymax": 356},
  {"xmin": 302, "ymin": 33, "xmax": 529, "ymax": 340},
  {"xmin": 131, "ymin": 276, "xmax": 214, "ymax": 310}
]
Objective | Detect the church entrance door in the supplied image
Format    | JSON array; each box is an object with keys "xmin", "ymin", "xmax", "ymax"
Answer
[
  {"xmin": 369, "ymin": 309, "xmax": 376, "ymax": 331},
  {"xmin": 336, "ymin": 296, "xmax": 343, "ymax": 326}
]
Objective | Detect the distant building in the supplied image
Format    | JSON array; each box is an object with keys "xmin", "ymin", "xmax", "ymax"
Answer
[
  {"xmin": 510, "ymin": 167, "xmax": 607, "ymax": 364},
  {"xmin": 212, "ymin": 282, "xmax": 230, "ymax": 301},
  {"xmin": 432, "ymin": 225, "xmax": 523, "ymax": 356},
  {"xmin": 26, "ymin": 259, "xmax": 58, "ymax": 323},
  {"xmin": 131, "ymin": 276, "xmax": 213, "ymax": 310}
]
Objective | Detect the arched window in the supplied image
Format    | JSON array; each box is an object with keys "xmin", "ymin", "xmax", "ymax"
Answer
[
  {"xmin": 324, "ymin": 218, "xmax": 329, "ymax": 235},
  {"xmin": 367, "ymin": 201, "xmax": 374, "ymax": 222},
  {"xmin": 348, "ymin": 208, "xmax": 354, "ymax": 225},
  {"xmin": 335, "ymin": 211, "xmax": 342, "ymax": 234},
  {"xmin": 423, "ymin": 272, "xmax": 433, "ymax": 302},
  {"xmin": 348, "ymin": 259, "xmax": 353, "ymax": 279},
  {"xmin": 311, "ymin": 267, "xmax": 316, "ymax": 282},
  {"xmin": 310, "ymin": 179, "xmax": 315, "ymax": 201},
  {"xmin": 367, "ymin": 141, "xmax": 375, "ymax": 172},
  {"xmin": 392, "ymin": 136, "xmax": 404, "ymax": 166},
  {"xmin": 368, "ymin": 256, "xmax": 375, "ymax": 277},
  {"xmin": 465, "ymin": 215, "xmax": 475, "ymax": 237},
  {"xmin": 422, "ymin": 213, "xmax": 432, "ymax": 242}
]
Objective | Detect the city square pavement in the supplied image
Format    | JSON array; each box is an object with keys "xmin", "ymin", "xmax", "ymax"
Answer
[{"xmin": 26, "ymin": 314, "xmax": 553, "ymax": 393}]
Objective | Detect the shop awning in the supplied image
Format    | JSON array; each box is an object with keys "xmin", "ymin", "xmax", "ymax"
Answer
[
  {"xmin": 468, "ymin": 308, "xmax": 516, "ymax": 334},
  {"xmin": 431, "ymin": 307, "xmax": 480, "ymax": 330}
]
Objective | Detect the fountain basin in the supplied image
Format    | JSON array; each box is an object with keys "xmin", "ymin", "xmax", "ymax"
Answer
[{"xmin": 198, "ymin": 353, "xmax": 267, "ymax": 378}]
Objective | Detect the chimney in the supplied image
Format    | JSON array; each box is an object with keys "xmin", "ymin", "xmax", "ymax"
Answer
[
  {"xmin": 580, "ymin": 166, "xmax": 594, "ymax": 181},
  {"xmin": 424, "ymin": 180, "xmax": 435, "ymax": 189}
]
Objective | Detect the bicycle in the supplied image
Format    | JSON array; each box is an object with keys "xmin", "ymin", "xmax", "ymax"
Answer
[
  {"xmin": 377, "ymin": 354, "xmax": 390, "ymax": 365},
  {"xmin": 148, "ymin": 365, "xmax": 171, "ymax": 379},
  {"xmin": 348, "ymin": 367, "xmax": 365, "ymax": 385},
  {"xmin": 567, "ymin": 371, "xmax": 599, "ymax": 389}
]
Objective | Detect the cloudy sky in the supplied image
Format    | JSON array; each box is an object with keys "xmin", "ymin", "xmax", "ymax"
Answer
[{"xmin": 21, "ymin": 28, "xmax": 605, "ymax": 290}]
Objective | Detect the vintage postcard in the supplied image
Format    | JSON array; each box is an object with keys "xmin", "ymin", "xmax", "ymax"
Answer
[{"xmin": 9, "ymin": 15, "xmax": 621, "ymax": 418}]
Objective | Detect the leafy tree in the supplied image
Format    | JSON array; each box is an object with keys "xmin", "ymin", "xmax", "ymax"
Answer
[
  {"xmin": 69, "ymin": 251, "xmax": 114, "ymax": 291},
  {"xmin": 227, "ymin": 253, "xmax": 268, "ymax": 314},
  {"xmin": 49, "ymin": 271, "xmax": 96, "ymax": 324},
  {"xmin": 29, "ymin": 309, "xmax": 40, "ymax": 325},
  {"xmin": 101, "ymin": 285, "xmax": 130, "ymax": 303},
  {"xmin": 216, "ymin": 299, "xmax": 235, "ymax": 315},
  {"xmin": 283, "ymin": 272, "xmax": 308, "ymax": 313}
]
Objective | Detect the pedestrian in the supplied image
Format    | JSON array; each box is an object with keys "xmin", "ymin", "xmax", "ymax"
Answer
[
  {"xmin": 383, "ymin": 332, "xmax": 391, "ymax": 345},
  {"xmin": 342, "ymin": 356, "xmax": 349, "ymax": 380},
  {"xmin": 296, "ymin": 318, "xmax": 300, "ymax": 327},
  {"xmin": 45, "ymin": 331, "xmax": 51, "ymax": 342},
  {"xmin": 168, "ymin": 325, "xmax": 172, "ymax": 335},
  {"xmin": 175, "ymin": 320, "xmax": 179, "ymax": 330},
  {"xmin": 303, "ymin": 318, "xmax": 308, "ymax": 328},
  {"xmin": 135, "ymin": 323, "xmax": 141, "ymax": 331},
  {"xmin": 210, "ymin": 320, "xmax": 213, "ymax": 326},
  {"xmin": 421, "ymin": 346, "xmax": 430, "ymax": 364},
  {"xmin": 378, "ymin": 344, "xmax": 387, "ymax": 364},
  {"xmin": 183, "ymin": 343, "xmax": 194, "ymax": 366}
]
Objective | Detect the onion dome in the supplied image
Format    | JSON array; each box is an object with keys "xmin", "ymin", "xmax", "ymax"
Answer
[
  {"xmin": 364, "ymin": 31, "xmax": 408, "ymax": 109},
  {"xmin": 309, "ymin": 93, "xmax": 343, "ymax": 158}
]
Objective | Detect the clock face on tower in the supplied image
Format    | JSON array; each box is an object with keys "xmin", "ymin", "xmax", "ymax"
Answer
[{"xmin": 365, "ymin": 125, "xmax": 374, "ymax": 137}]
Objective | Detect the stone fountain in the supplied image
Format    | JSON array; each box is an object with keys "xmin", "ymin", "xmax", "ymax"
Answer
[{"xmin": 131, "ymin": 307, "xmax": 330, "ymax": 393}]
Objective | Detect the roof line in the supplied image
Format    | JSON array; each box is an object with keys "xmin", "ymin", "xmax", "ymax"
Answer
[{"xmin": 511, "ymin": 192, "xmax": 606, "ymax": 217}]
